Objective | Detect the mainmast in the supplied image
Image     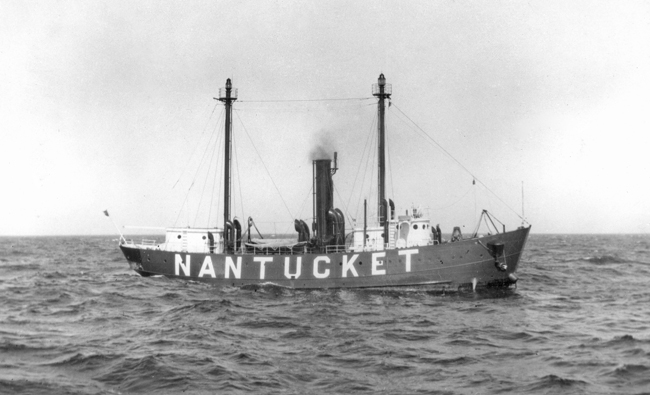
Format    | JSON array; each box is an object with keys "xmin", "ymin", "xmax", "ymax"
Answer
[
  {"xmin": 372, "ymin": 74, "xmax": 391, "ymax": 225},
  {"xmin": 218, "ymin": 78, "xmax": 238, "ymax": 229}
]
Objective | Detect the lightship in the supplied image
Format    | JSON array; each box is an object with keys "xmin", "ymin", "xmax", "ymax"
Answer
[{"xmin": 119, "ymin": 74, "xmax": 531, "ymax": 290}]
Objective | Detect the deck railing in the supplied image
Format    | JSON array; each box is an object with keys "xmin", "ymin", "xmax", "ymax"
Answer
[{"xmin": 324, "ymin": 245, "xmax": 347, "ymax": 254}]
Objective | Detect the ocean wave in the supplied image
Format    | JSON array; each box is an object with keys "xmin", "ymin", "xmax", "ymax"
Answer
[
  {"xmin": 525, "ymin": 374, "xmax": 588, "ymax": 391},
  {"xmin": 612, "ymin": 363, "xmax": 650, "ymax": 376},
  {"xmin": 607, "ymin": 334, "xmax": 642, "ymax": 345},
  {"xmin": 94, "ymin": 354, "xmax": 195, "ymax": 392},
  {"xmin": 236, "ymin": 319, "xmax": 304, "ymax": 330},
  {"xmin": 383, "ymin": 330, "xmax": 433, "ymax": 342},
  {"xmin": 45, "ymin": 352, "xmax": 123, "ymax": 371},
  {"xmin": 419, "ymin": 355, "xmax": 477, "ymax": 366},
  {"xmin": 5, "ymin": 234, "xmax": 650, "ymax": 395},
  {"xmin": 583, "ymin": 255, "xmax": 630, "ymax": 264},
  {"xmin": 607, "ymin": 363, "xmax": 650, "ymax": 388},
  {"xmin": 0, "ymin": 378, "xmax": 105, "ymax": 395}
]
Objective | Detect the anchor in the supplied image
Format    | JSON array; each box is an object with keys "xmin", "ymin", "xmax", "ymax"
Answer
[{"xmin": 487, "ymin": 242, "xmax": 508, "ymax": 272}]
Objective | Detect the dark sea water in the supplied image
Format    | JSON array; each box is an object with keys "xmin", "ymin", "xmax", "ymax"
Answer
[{"xmin": 1, "ymin": 234, "xmax": 650, "ymax": 395}]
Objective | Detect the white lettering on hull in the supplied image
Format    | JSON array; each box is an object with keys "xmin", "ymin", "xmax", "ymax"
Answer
[
  {"xmin": 175, "ymin": 254, "xmax": 190, "ymax": 276},
  {"xmin": 225, "ymin": 256, "xmax": 242, "ymax": 279},
  {"xmin": 398, "ymin": 249, "xmax": 419, "ymax": 272},
  {"xmin": 371, "ymin": 252, "xmax": 386, "ymax": 275},
  {"xmin": 254, "ymin": 257, "xmax": 273, "ymax": 280},
  {"xmin": 199, "ymin": 256, "xmax": 216, "ymax": 278},
  {"xmin": 313, "ymin": 256, "xmax": 330, "ymax": 278},
  {"xmin": 342, "ymin": 254, "xmax": 359, "ymax": 277},
  {"xmin": 170, "ymin": 250, "xmax": 421, "ymax": 280},
  {"xmin": 284, "ymin": 257, "xmax": 302, "ymax": 279}
]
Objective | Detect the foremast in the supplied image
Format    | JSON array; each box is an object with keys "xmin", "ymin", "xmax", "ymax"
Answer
[
  {"xmin": 372, "ymin": 74, "xmax": 392, "ymax": 226},
  {"xmin": 217, "ymin": 79, "xmax": 238, "ymax": 243}
]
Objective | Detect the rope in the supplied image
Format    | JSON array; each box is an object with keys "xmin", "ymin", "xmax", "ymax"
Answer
[
  {"xmin": 350, "ymin": 113, "xmax": 377, "ymax": 222},
  {"xmin": 238, "ymin": 97, "xmax": 374, "ymax": 103},
  {"xmin": 174, "ymin": 108, "xmax": 224, "ymax": 227},
  {"xmin": 194, "ymin": 123, "xmax": 220, "ymax": 226},
  {"xmin": 233, "ymin": 121, "xmax": 245, "ymax": 222},
  {"xmin": 172, "ymin": 103, "xmax": 221, "ymax": 189},
  {"xmin": 207, "ymin": 119, "xmax": 224, "ymax": 228},
  {"xmin": 389, "ymin": 103, "xmax": 526, "ymax": 222},
  {"xmin": 233, "ymin": 109, "xmax": 295, "ymax": 222},
  {"xmin": 430, "ymin": 184, "xmax": 473, "ymax": 210},
  {"xmin": 333, "ymin": 184, "xmax": 354, "ymax": 227},
  {"xmin": 296, "ymin": 184, "xmax": 313, "ymax": 222}
]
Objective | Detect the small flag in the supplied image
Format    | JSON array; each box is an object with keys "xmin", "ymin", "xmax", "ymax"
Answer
[{"xmin": 103, "ymin": 210, "xmax": 109, "ymax": 217}]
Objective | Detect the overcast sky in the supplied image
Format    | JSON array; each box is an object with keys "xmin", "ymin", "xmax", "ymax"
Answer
[{"xmin": 1, "ymin": 0, "xmax": 649, "ymax": 236}]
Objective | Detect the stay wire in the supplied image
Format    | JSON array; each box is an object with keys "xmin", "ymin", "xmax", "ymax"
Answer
[
  {"xmin": 172, "ymin": 103, "xmax": 221, "ymax": 189},
  {"xmin": 207, "ymin": 120, "xmax": 224, "ymax": 228},
  {"xmin": 194, "ymin": 122, "xmax": 220, "ymax": 226},
  {"xmin": 238, "ymin": 97, "xmax": 374, "ymax": 103},
  {"xmin": 349, "ymin": 112, "xmax": 377, "ymax": 222},
  {"xmin": 389, "ymin": 103, "xmax": 525, "ymax": 222},
  {"xmin": 213, "ymin": 121, "xmax": 225, "ymax": 228},
  {"xmin": 233, "ymin": 119, "xmax": 245, "ymax": 223},
  {"xmin": 296, "ymin": 184, "xmax": 314, "ymax": 223},
  {"xmin": 233, "ymin": 109, "xmax": 295, "ymax": 222},
  {"xmin": 333, "ymin": 184, "xmax": 354, "ymax": 228},
  {"xmin": 174, "ymin": 108, "xmax": 224, "ymax": 227}
]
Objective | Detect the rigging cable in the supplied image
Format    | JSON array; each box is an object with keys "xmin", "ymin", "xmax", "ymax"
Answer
[
  {"xmin": 172, "ymin": 102, "xmax": 221, "ymax": 189},
  {"xmin": 232, "ymin": 118, "xmax": 245, "ymax": 223},
  {"xmin": 349, "ymin": 110, "xmax": 378, "ymax": 223},
  {"xmin": 339, "ymin": 103, "xmax": 376, "ymax": 223},
  {"xmin": 174, "ymin": 107, "xmax": 224, "ymax": 227},
  {"xmin": 233, "ymin": 109, "xmax": 296, "ymax": 223},
  {"xmin": 389, "ymin": 103, "xmax": 527, "ymax": 223},
  {"xmin": 296, "ymin": 184, "xmax": 314, "ymax": 223},
  {"xmin": 238, "ymin": 97, "xmax": 374, "ymax": 103},
  {"xmin": 206, "ymin": 115, "xmax": 225, "ymax": 228},
  {"xmin": 194, "ymin": 120, "xmax": 221, "ymax": 227},
  {"xmin": 430, "ymin": 184, "xmax": 474, "ymax": 210},
  {"xmin": 213, "ymin": 118, "xmax": 225, "ymax": 228},
  {"xmin": 333, "ymin": 184, "xmax": 354, "ymax": 227}
]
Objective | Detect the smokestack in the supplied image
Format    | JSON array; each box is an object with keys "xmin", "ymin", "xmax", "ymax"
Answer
[{"xmin": 313, "ymin": 159, "xmax": 334, "ymax": 247}]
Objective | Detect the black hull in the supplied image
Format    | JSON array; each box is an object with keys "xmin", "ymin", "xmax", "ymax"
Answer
[{"xmin": 120, "ymin": 226, "xmax": 530, "ymax": 290}]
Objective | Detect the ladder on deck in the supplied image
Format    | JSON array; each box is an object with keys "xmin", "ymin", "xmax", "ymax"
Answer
[{"xmin": 181, "ymin": 230, "xmax": 188, "ymax": 252}]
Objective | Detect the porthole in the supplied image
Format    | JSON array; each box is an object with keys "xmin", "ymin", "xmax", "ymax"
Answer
[
  {"xmin": 202, "ymin": 236, "xmax": 207, "ymax": 240},
  {"xmin": 413, "ymin": 224, "xmax": 418, "ymax": 230},
  {"xmin": 177, "ymin": 235, "xmax": 181, "ymax": 239}
]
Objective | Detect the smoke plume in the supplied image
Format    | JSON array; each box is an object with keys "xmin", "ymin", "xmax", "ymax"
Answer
[{"xmin": 309, "ymin": 131, "xmax": 337, "ymax": 160}]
